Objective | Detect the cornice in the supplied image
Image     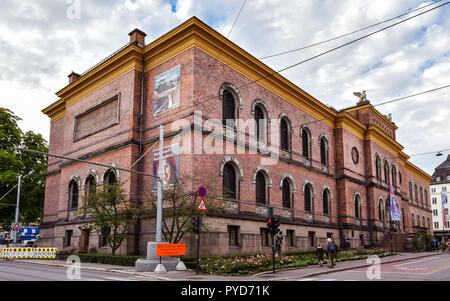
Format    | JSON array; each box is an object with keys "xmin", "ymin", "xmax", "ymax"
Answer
[{"xmin": 405, "ymin": 160, "xmax": 433, "ymax": 183}]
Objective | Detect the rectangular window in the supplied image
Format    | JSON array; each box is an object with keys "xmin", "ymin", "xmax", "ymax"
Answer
[
  {"xmin": 308, "ymin": 231, "xmax": 316, "ymax": 247},
  {"xmin": 228, "ymin": 226, "xmax": 240, "ymax": 246},
  {"xmin": 99, "ymin": 227, "xmax": 110, "ymax": 248},
  {"xmin": 443, "ymin": 187, "xmax": 447, "ymax": 192},
  {"xmin": 431, "ymin": 188, "xmax": 436, "ymax": 193},
  {"xmin": 327, "ymin": 232, "xmax": 333, "ymax": 239},
  {"xmin": 434, "ymin": 222, "xmax": 439, "ymax": 229},
  {"xmin": 261, "ymin": 228, "xmax": 270, "ymax": 247},
  {"xmin": 286, "ymin": 230, "xmax": 295, "ymax": 247},
  {"xmin": 432, "ymin": 197, "xmax": 437, "ymax": 204},
  {"xmin": 65, "ymin": 230, "xmax": 73, "ymax": 247},
  {"xmin": 447, "ymin": 222, "xmax": 450, "ymax": 228}
]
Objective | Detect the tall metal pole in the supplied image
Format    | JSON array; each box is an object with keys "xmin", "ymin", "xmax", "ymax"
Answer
[
  {"xmin": 156, "ymin": 125, "xmax": 164, "ymax": 242},
  {"xmin": 13, "ymin": 175, "xmax": 21, "ymax": 244}
]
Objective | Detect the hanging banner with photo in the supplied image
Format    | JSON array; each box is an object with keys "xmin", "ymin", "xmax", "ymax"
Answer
[
  {"xmin": 152, "ymin": 144, "xmax": 180, "ymax": 189},
  {"xmin": 390, "ymin": 183, "xmax": 401, "ymax": 221},
  {"xmin": 153, "ymin": 65, "xmax": 181, "ymax": 116}
]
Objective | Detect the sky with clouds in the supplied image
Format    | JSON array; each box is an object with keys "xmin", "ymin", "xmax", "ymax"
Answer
[{"xmin": 0, "ymin": 0, "xmax": 449, "ymax": 175}]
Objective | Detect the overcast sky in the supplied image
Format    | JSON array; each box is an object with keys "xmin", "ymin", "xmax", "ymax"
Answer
[{"xmin": 0, "ymin": 0, "xmax": 449, "ymax": 175}]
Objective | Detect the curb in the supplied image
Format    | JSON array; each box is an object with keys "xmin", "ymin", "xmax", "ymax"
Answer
[
  {"xmin": 289, "ymin": 252, "xmax": 444, "ymax": 280},
  {"xmin": 12, "ymin": 259, "xmax": 174, "ymax": 281}
]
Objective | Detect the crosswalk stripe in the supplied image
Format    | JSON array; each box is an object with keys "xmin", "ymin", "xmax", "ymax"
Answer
[{"xmin": 104, "ymin": 277, "xmax": 137, "ymax": 281}]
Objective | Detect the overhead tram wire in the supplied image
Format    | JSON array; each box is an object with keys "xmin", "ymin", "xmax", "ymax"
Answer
[
  {"xmin": 147, "ymin": 1, "xmax": 450, "ymax": 125},
  {"xmin": 17, "ymin": 148, "xmax": 159, "ymax": 179},
  {"xmin": 228, "ymin": 0, "xmax": 247, "ymax": 39},
  {"xmin": 410, "ymin": 148, "xmax": 450, "ymax": 157},
  {"xmin": 259, "ymin": 0, "xmax": 444, "ymax": 60},
  {"xmin": 293, "ymin": 84, "xmax": 450, "ymax": 129}
]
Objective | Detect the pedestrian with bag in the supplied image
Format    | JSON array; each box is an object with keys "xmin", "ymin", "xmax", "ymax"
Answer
[
  {"xmin": 316, "ymin": 243, "xmax": 324, "ymax": 267},
  {"xmin": 326, "ymin": 238, "xmax": 338, "ymax": 268}
]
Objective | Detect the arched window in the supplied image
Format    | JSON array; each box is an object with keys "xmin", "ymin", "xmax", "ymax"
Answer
[
  {"xmin": 304, "ymin": 184, "xmax": 313, "ymax": 212},
  {"xmin": 378, "ymin": 199, "xmax": 385, "ymax": 222},
  {"xmin": 68, "ymin": 179, "xmax": 79, "ymax": 209},
  {"xmin": 391, "ymin": 165, "xmax": 397, "ymax": 187},
  {"xmin": 104, "ymin": 169, "xmax": 117, "ymax": 185},
  {"xmin": 420, "ymin": 187, "xmax": 424, "ymax": 207},
  {"xmin": 424, "ymin": 189, "xmax": 428, "ymax": 208},
  {"xmin": 422, "ymin": 216, "xmax": 425, "ymax": 228},
  {"xmin": 355, "ymin": 194, "xmax": 362, "ymax": 219},
  {"xmin": 384, "ymin": 161, "xmax": 389, "ymax": 184},
  {"xmin": 375, "ymin": 156, "xmax": 381, "ymax": 180},
  {"xmin": 254, "ymin": 105, "xmax": 267, "ymax": 142},
  {"xmin": 409, "ymin": 182, "xmax": 413, "ymax": 201},
  {"xmin": 414, "ymin": 185, "xmax": 418, "ymax": 202},
  {"xmin": 301, "ymin": 128, "xmax": 311, "ymax": 159},
  {"xmin": 412, "ymin": 213, "xmax": 415, "ymax": 226},
  {"xmin": 320, "ymin": 137, "xmax": 328, "ymax": 166},
  {"xmin": 85, "ymin": 174, "xmax": 96, "ymax": 196},
  {"xmin": 223, "ymin": 163, "xmax": 237, "ymax": 199},
  {"xmin": 402, "ymin": 208, "xmax": 406, "ymax": 230},
  {"xmin": 417, "ymin": 215, "xmax": 420, "ymax": 227},
  {"xmin": 222, "ymin": 89, "xmax": 236, "ymax": 127},
  {"xmin": 282, "ymin": 178, "xmax": 292, "ymax": 209},
  {"xmin": 255, "ymin": 171, "xmax": 267, "ymax": 205},
  {"xmin": 280, "ymin": 118, "xmax": 290, "ymax": 151},
  {"xmin": 322, "ymin": 189, "xmax": 330, "ymax": 216}
]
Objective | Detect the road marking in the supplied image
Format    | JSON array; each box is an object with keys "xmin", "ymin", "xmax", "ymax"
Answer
[
  {"xmin": 297, "ymin": 278, "xmax": 319, "ymax": 281},
  {"xmin": 104, "ymin": 277, "xmax": 137, "ymax": 281},
  {"xmin": 318, "ymin": 278, "xmax": 337, "ymax": 281}
]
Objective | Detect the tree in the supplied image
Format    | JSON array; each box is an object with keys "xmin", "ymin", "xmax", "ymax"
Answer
[
  {"xmin": 0, "ymin": 107, "xmax": 48, "ymax": 227},
  {"xmin": 145, "ymin": 177, "xmax": 223, "ymax": 244},
  {"xmin": 80, "ymin": 181, "xmax": 140, "ymax": 255}
]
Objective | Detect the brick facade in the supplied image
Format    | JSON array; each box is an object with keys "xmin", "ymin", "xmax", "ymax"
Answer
[{"xmin": 41, "ymin": 18, "xmax": 432, "ymax": 256}]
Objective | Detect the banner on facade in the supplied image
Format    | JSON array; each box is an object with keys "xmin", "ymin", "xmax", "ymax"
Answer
[
  {"xmin": 153, "ymin": 65, "xmax": 181, "ymax": 116},
  {"xmin": 390, "ymin": 183, "xmax": 401, "ymax": 221},
  {"xmin": 152, "ymin": 144, "xmax": 180, "ymax": 189}
]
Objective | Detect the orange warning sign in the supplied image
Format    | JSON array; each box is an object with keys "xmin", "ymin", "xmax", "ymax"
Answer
[{"xmin": 156, "ymin": 243, "xmax": 186, "ymax": 257}]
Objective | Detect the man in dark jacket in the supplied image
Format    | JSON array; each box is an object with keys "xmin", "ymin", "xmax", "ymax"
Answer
[
  {"xmin": 316, "ymin": 244, "xmax": 324, "ymax": 267},
  {"xmin": 326, "ymin": 238, "xmax": 338, "ymax": 268}
]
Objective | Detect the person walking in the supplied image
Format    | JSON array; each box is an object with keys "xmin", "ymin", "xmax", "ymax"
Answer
[
  {"xmin": 442, "ymin": 238, "xmax": 446, "ymax": 252},
  {"xmin": 326, "ymin": 238, "xmax": 338, "ymax": 268},
  {"xmin": 446, "ymin": 239, "xmax": 450, "ymax": 254},
  {"xmin": 431, "ymin": 238, "xmax": 436, "ymax": 252},
  {"xmin": 316, "ymin": 243, "xmax": 324, "ymax": 267}
]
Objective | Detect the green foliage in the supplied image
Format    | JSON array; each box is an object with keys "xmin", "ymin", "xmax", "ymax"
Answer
[
  {"xmin": 80, "ymin": 182, "xmax": 141, "ymax": 255},
  {"xmin": 195, "ymin": 248, "xmax": 394, "ymax": 275},
  {"xmin": 77, "ymin": 253, "xmax": 145, "ymax": 266},
  {"xmin": 0, "ymin": 107, "xmax": 48, "ymax": 226},
  {"xmin": 145, "ymin": 177, "xmax": 224, "ymax": 244}
]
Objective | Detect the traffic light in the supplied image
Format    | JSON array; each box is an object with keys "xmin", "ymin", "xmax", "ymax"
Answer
[
  {"xmin": 193, "ymin": 216, "xmax": 200, "ymax": 234},
  {"xmin": 272, "ymin": 218, "xmax": 280, "ymax": 235},
  {"xmin": 267, "ymin": 217, "xmax": 273, "ymax": 233}
]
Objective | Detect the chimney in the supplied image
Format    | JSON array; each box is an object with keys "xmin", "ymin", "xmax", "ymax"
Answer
[
  {"xmin": 128, "ymin": 28, "xmax": 147, "ymax": 47},
  {"xmin": 68, "ymin": 71, "xmax": 80, "ymax": 84}
]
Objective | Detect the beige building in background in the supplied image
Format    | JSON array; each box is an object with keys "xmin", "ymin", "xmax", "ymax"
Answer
[{"xmin": 430, "ymin": 155, "xmax": 450, "ymax": 239}]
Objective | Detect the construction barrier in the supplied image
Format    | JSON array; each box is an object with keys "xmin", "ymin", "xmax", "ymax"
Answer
[{"xmin": 0, "ymin": 248, "xmax": 57, "ymax": 259}]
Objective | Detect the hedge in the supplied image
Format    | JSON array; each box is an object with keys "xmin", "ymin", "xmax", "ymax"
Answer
[{"xmin": 77, "ymin": 253, "xmax": 145, "ymax": 266}]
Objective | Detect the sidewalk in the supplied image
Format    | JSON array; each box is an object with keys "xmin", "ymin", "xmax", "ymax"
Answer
[{"xmin": 12, "ymin": 251, "xmax": 444, "ymax": 281}]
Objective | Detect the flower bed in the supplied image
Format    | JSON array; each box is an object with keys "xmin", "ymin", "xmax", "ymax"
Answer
[{"xmin": 198, "ymin": 248, "xmax": 393, "ymax": 275}]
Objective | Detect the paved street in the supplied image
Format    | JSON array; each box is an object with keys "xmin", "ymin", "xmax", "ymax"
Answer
[
  {"xmin": 282, "ymin": 254, "xmax": 450, "ymax": 281},
  {"xmin": 0, "ymin": 260, "xmax": 156, "ymax": 281},
  {"xmin": 1, "ymin": 252, "xmax": 448, "ymax": 281}
]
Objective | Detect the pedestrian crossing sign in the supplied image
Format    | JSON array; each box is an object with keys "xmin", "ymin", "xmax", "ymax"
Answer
[{"xmin": 197, "ymin": 199, "xmax": 207, "ymax": 212}]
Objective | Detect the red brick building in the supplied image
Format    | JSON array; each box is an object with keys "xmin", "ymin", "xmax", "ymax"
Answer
[{"xmin": 41, "ymin": 17, "xmax": 432, "ymax": 256}]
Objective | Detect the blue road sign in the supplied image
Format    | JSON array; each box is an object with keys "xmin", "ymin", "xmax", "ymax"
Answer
[{"xmin": 199, "ymin": 186, "xmax": 207, "ymax": 197}]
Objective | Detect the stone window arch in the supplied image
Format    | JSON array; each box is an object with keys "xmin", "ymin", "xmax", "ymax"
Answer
[
  {"xmin": 322, "ymin": 186, "xmax": 332, "ymax": 216},
  {"xmin": 254, "ymin": 167, "xmax": 271, "ymax": 205},
  {"xmin": 354, "ymin": 192, "xmax": 363, "ymax": 219},
  {"xmin": 252, "ymin": 100, "xmax": 269, "ymax": 143},
  {"xmin": 378, "ymin": 198, "xmax": 385, "ymax": 222},
  {"xmin": 278, "ymin": 113, "xmax": 292, "ymax": 152},
  {"xmin": 300, "ymin": 126, "xmax": 313, "ymax": 160},
  {"xmin": 219, "ymin": 83, "xmax": 241, "ymax": 127},
  {"xmin": 220, "ymin": 156, "xmax": 244, "ymax": 200},
  {"xmin": 318, "ymin": 134, "xmax": 330, "ymax": 166},
  {"xmin": 375, "ymin": 155, "xmax": 382, "ymax": 180}
]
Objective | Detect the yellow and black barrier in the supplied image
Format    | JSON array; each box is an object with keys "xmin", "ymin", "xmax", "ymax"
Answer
[{"xmin": 0, "ymin": 248, "xmax": 57, "ymax": 259}]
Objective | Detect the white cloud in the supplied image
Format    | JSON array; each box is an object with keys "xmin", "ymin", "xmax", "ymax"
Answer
[{"xmin": 0, "ymin": 0, "xmax": 448, "ymax": 175}]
